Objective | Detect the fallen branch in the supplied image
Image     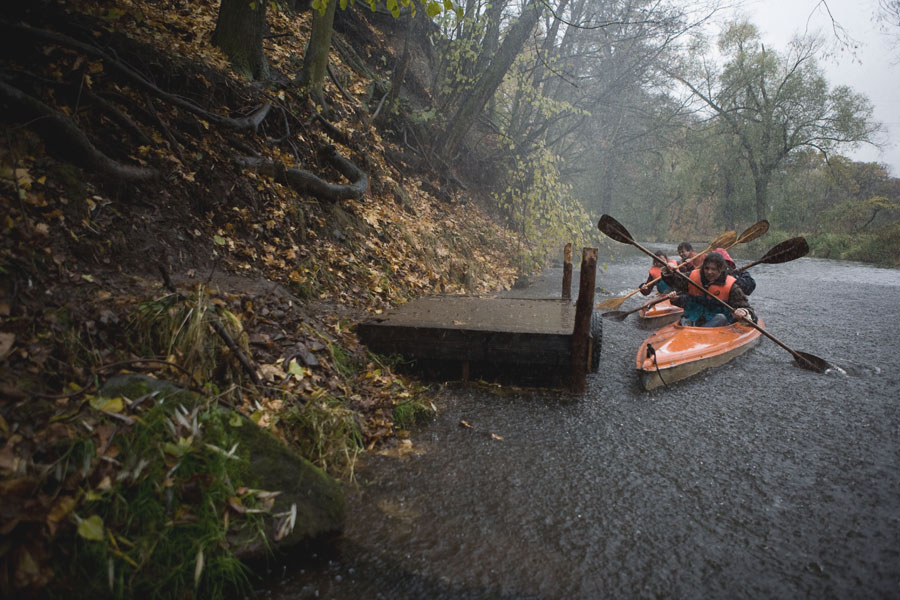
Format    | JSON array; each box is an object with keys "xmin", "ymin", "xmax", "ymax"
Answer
[{"xmin": 210, "ymin": 319, "xmax": 262, "ymax": 387}]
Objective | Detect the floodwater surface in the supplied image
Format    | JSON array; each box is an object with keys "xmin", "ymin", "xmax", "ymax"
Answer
[{"xmin": 258, "ymin": 246, "xmax": 900, "ymax": 599}]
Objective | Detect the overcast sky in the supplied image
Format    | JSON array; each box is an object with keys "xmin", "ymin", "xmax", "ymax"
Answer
[{"xmin": 720, "ymin": 0, "xmax": 900, "ymax": 176}]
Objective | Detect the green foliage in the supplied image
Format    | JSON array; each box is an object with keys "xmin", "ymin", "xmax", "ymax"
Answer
[
  {"xmin": 311, "ymin": 0, "xmax": 459, "ymax": 18},
  {"xmin": 281, "ymin": 391, "xmax": 362, "ymax": 475},
  {"xmin": 52, "ymin": 398, "xmax": 264, "ymax": 599},
  {"xmin": 330, "ymin": 341, "xmax": 357, "ymax": 379},
  {"xmin": 392, "ymin": 397, "xmax": 434, "ymax": 428},
  {"xmin": 129, "ymin": 288, "xmax": 250, "ymax": 389},
  {"xmin": 492, "ymin": 143, "xmax": 595, "ymax": 271},
  {"xmin": 820, "ymin": 196, "xmax": 900, "ymax": 233},
  {"xmin": 430, "ymin": 11, "xmax": 487, "ymax": 106}
]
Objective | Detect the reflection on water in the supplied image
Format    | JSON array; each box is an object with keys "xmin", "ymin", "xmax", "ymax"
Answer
[{"xmin": 260, "ymin": 251, "xmax": 900, "ymax": 600}]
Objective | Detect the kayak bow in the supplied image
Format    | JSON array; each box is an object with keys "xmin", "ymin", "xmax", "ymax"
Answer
[{"xmin": 637, "ymin": 318, "xmax": 764, "ymax": 390}]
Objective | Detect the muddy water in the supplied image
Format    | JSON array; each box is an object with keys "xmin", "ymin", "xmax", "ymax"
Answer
[{"xmin": 259, "ymin": 247, "xmax": 900, "ymax": 599}]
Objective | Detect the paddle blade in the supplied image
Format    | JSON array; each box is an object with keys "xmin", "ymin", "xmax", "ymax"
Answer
[
  {"xmin": 597, "ymin": 296, "xmax": 628, "ymax": 310},
  {"xmin": 600, "ymin": 310, "xmax": 629, "ymax": 321},
  {"xmin": 793, "ymin": 351, "xmax": 830, "ymax": 373},
  {"xmin": 761, "ymin": 237, "xmax": 809, "ymax": 264},
  {"xmin": 709, "ymin": 230, "xmax": 737, "ymax": 250},
  {"xmin": 598, "ymin": 215, "xmax": 633, "ymax": 244},
  {"xmin": 735, "ymin": 220, "xmax": 769, "ymax": 245}
]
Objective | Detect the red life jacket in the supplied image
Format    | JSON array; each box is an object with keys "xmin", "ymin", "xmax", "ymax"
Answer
[{"xmin": 687, "ymin": 268, "xmax": 736, "ymax": 301}]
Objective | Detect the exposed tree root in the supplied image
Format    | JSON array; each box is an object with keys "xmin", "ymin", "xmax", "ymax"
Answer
[
  {"xmin": 0, "ymin": 81, "xmax": 159, "ymax": 182},
  {"xmin": 235, "ymin": 145, "xmax": 369, "ymax": 201}
]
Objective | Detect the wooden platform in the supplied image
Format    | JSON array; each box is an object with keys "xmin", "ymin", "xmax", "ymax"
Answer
[
  {"xmin": 357, "ymin": 296, "xmax": 578, "ymax": 367},
  {"xmin": 356, "ymin": 247, "xmax": 599, "ymax": 392}
]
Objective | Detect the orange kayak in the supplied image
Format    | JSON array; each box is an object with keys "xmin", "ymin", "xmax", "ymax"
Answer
[
  {"xmin": 636, "ymin": 318, "xmax": 764, "ymax": 390},
  {"xmin": 637, "ymin": 297, "xmax": 683, "ymax": 329}
]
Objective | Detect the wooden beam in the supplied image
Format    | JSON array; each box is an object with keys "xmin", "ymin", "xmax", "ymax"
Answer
[
  {"xmin": 570, "ymin": 247, "xmax": 597, "ymax": 393},
  {"xmin": 562, "ymin": 242, "xmax": 573, "ymax": 300}
]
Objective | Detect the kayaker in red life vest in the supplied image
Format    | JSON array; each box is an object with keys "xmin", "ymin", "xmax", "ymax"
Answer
[
  {"xmin": 640, "ymin": 252, "xmax": 678, "ymax": 295},
  {"xmin": 713, "ymin": 247, "xmax": 757, "ymax": 296},
  {"xmin": 662, "ymin": 251, "xmax": 756, "ymax": 327},
  {"xmin": 676, "ymin": 242, "xmax": 704, "ymax": 273}
]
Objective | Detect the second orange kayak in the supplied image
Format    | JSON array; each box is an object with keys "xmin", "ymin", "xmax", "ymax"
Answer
[
  {"xmin": 637, "ymin": 318, "xmax": 764, "ymax": 390},
  {"xmin": 637, "ymin": 297, "xmax": 683, "ymax": 329}
]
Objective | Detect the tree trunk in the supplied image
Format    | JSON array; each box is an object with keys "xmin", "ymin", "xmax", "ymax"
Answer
[
  {"xmin": 437, "ymin": 0, "xmax": 542, "ymax": 159},
  {"xmin": 753, "ymin": 173, "xmax": 769, "ymax": 223},
  {"xmin": 212, "ymin": 0, "xmax": 270, "ymax": 81},
  {"xmin": 377, "ymin": 13, "xmax": 413, "ymax": 123},
  {"xmin": 297, "ymin": 0, "xmax": 338, "ymax": 108}
]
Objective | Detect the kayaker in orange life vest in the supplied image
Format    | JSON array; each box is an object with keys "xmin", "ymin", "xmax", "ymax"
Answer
[
  {"xmin": 661, "ymin": 251, "xmax": 756, "ymax": 327},
  {"xmin": 676, "ymin": 242, "xmax": 704, "ymax": 273},
  {"xmin": 713, "ymin": 247, "xmax": 757, "ymax": 296},
  {"xmin": 640, "ymin": 252, "xmax": 678, "ymax": 295}
]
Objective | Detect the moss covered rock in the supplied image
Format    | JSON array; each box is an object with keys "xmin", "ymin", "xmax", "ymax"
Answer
[{"xmin": 100, "ymin": 374, "xmax": 345, "ymax": 562}]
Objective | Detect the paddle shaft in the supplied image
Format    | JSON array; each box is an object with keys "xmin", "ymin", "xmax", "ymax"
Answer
[
  {"xmin": 600, "ymin": 218, "xmax": 823, "ymax": 371},
  {"xmin": 603, "ymin": 292, "xmax": 674, "ymax": 320}
]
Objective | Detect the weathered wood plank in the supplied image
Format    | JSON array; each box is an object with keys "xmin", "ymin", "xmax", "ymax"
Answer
[{"xmin": 356, "ymin": 296, "xmax": 576, "ymax": 366}]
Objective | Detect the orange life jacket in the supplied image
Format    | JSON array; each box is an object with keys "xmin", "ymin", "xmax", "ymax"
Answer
[
  {"xmin": 648, "ymin": 260, "xmax": 678, "ymax": 280},
  {"xmin": 687, "ymin": 268, "xmax": 736, "ymax": 301}
]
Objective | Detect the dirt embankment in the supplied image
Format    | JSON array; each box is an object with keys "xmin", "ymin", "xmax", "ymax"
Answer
[{"xmin": 0, "ymin": 0, "xmax": 524, "ymax": 595}]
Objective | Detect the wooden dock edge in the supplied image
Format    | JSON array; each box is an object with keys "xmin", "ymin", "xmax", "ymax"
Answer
[{"xmin": 570, "ymin": 247, "xmax": 598, "ymax": 393}]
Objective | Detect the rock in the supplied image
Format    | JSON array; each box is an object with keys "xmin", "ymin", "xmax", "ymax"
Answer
[{"xmin": 100, "ymin": 374, "xmax": 345, "ymax": 561}]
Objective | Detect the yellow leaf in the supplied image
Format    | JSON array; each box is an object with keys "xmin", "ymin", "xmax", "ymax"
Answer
[
  {"xmin": 287, "ymin": 359, "xmax": 306, "ymax": 380},
  {"xmin": 77, "ymin": 515, "xmax": 105, "ymax": 541},
  {"xmin": 90, "ymin": 395, "xmax": 124, "ymax": 413}
]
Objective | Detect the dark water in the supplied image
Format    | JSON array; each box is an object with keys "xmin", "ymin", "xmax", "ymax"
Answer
[{"xmin": 258, "ymin": 247, "xmax": 900, "ymax": 599}]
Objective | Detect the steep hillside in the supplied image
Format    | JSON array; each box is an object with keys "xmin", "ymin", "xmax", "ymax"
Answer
[{"xmin": 0, "ymin": 0, "xmax": 528, "ymax": 595}]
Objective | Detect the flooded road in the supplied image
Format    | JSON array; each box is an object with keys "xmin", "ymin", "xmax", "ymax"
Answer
[{"xmin": 260, "ymin": 247, "xmax": 900, "ymax": 599}]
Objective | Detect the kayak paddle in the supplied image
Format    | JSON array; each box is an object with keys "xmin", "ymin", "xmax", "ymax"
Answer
[{"xmin": 597, "ymin": 214, "xmax": 830, "ymax": 373}]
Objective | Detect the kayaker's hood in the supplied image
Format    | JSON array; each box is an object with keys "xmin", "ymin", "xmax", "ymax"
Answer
[{"xmin": 714, "ymin": 248, "xmax": 736, "ymax": 269}]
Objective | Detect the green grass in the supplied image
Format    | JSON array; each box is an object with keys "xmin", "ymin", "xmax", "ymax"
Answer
[{"xmin": 48, "ymin": 395, "xmax": 263, "ymax": 600}]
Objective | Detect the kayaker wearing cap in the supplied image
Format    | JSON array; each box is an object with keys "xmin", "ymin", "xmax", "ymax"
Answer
[
  {"xmin": 662, "ymin": 251, "xmax": 756, "ymax": 327},
  {"xmin": 676, "ymin": 242, "xmax": 704, "ymax": 273},
  {"xmin": 640, "ymin": 252, "xmax": 678, "ymax": 295},
  {"xmin": 713, "ymin": 247, "xmax": 756, "ymax": 296}
]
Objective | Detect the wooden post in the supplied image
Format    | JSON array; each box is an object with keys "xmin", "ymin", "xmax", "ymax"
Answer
[
  {"xmin": 562, "ymin": 242, "xmax": 573, "ymax": 300},
  {"xmin": 570, "ymin": 247, "xmax": 597, "ymax": 393}
]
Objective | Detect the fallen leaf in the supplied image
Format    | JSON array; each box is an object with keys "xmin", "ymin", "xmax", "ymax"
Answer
[
  {"xmin": 77, "ymin": 515, "xmax": 105, "ymax": 541},
  {"xmin": 89, "ymin": 395, "xmax": 123, "ymax": 413},
  {"xmin": 459, "ymin": 420, "xmax": 472, "ymax": 429},
  {"xmin": 47, "ymin": 495, "xmax": 77, "ymax": 536},
  {"xmin": 0, "ymin": 332, "xmax": 14, "ymax": 360}
]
